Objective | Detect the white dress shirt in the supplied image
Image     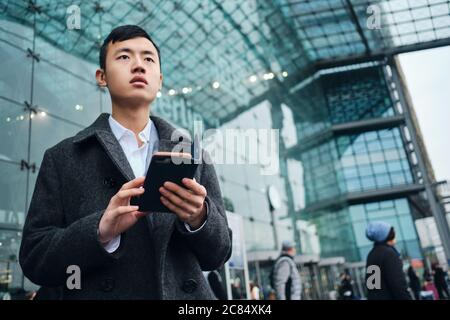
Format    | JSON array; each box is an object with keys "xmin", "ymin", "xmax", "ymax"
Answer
[
  {"xmin": 102, "ymin": 115, "xmax": 206, "ymax": 253},
  {"xmin": 109, "ymin": 115, "xmax": 152, "ymax": 178}
]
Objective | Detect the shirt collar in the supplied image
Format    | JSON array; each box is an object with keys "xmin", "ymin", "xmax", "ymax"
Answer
[{"xmin": 108, "ymin": 114, "xmax": 152, "ymax": 143}]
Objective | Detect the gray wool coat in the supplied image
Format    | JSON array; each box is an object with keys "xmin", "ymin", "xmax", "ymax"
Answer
[{"xmin": 19, "ymin": 113, "xmax": 232, "ymax": 300}]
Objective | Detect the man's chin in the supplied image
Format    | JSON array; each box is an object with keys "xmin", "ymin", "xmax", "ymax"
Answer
[{"xmin": 114, "ymin": 94, "xmax": 156, "ymax": 106}]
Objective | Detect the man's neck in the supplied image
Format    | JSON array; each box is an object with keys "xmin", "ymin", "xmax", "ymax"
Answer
[{"xmin": 111, "ymin": 101, "xmax": 150, "ymax": 136}]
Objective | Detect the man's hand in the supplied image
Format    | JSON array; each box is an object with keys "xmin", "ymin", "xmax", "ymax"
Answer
[
  {"xmin": 98, "ymin": 176, "xmax": 147, "ymax": 244},
  {"xmin": 159, "ymin": 178, "xmax": 207, "ymax": 230}
]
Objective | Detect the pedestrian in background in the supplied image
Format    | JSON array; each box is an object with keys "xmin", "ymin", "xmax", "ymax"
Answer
[
  {"xmin": 271, "ymin": 240, "xmax": 302, "ymax": 300},
  {"xmin": 338, "ymin": 270, "xmax": 354, "ymax": 300},
  {"xmin": 432, "ymin": 263, "xmax": 449, "ymax": 300},
  {"xmin": 407, "ymin": 261, "xmax": 421, "ymax": 300},
  {"xmin": 365, "ymin": 222, "xmax": 411, "ymax": 300}
]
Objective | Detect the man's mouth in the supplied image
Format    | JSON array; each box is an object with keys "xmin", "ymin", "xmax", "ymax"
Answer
[{"xmin": 130, "ymin": 76, "xmax": 148, "ymax": 86}]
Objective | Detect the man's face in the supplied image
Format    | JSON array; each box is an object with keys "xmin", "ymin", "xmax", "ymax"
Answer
[
  {"xmin": 97, "ymin": 37, "xmax": 162, "ymax": 106},
  {"xmin": 387, "ymin": 238, "xmax": 396, "ymax": 246},
  {"xmin": 288, "ymin": 247, "xmax": 296, "ymax": 256}
]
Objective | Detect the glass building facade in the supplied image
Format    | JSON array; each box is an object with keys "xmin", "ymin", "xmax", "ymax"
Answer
[
  {"xmin": 1, "ymin": 0, "xmax": 450, "ymax": 298},
  {"xmin": 283, "ymin": 62, "xmax": 425, "ymax": 262}
]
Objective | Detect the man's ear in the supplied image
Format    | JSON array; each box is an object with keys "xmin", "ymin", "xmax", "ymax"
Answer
[
  {"xmin": 159, "ymin": 73, "xmax": 163, "ymax": 90},
  {"xmin": 95, "ymin": 68, "xmax": 107, "ymax": 87}
]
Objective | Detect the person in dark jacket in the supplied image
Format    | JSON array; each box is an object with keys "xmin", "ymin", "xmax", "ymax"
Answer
[
  {"xmin": 432, "ymin": 263, "xmax": 449, "ymax": 299},
  {"xmin": 19, "ymin": 25, "xmax": 232, "ymax": 299},
  {"xmin": 365, "ymin": 222, "xmax": 411, "ymax": 300},
  {"xmin": 338, "ymin": 270, "xmax": 354, "ymax": 300},
  {"xmin": 207, "ymin": 269, "xmax": 228, "ymax": 300},
  {"xmin": 407, "ymin": 262, "xmax": 422, "ymax": 300}
]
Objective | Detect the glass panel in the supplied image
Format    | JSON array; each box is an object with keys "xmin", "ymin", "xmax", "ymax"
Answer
[
  {"xmin": 244, "ymin": 219, "xmax": 275, "ymax": 251},
  {"xmin": 395, "ymin": 199, "xmax": 410, "ymax": 216},
  {"xmin": 338, "ymin": 128, "xmax": 413, "ymax": 193},
  {"xmin": 0, "ymin": 161, "xmax": 27, "ymax": 292},
  {"xmin": 359, "ymin": 245, "xmax": 372, "ymax": 261},
  {"xmin": 404, "ymin": 240, "xmax": 422, "ymax": 259},
  {"xmin": 247, "ymin": 191, "xmax": 271, "ymax": 221},
  {"xmin": 277, "ymin": 219, "xmax": 295, "ymax": 247},
  {"xmin": 221, "ymin": 181, "xmax": 251, "ymax": 216},
  {"xmin": 32, "ymin": 58, "xmax": 100, "ymax": 127},
  {"xmin": 367, "ymin": 207, "xmax": 396, "ymax": 220},
  {"xmin": 0, "ymin": 230, "xmax": 23, "ymax": 291},
  {"xmin": 0, "ymin": 162, "xmax": 27, "ymax": 223},
  {"xmin": 31, "ymin": 24, "xmax": 102, "ymax": 127},
  {"xmin": 221, "ymin": 163, "xmax": 247, "ymax": 185},
  {"xmin": 242, "ymin": 165, "xmax": 266, "ymax": 193},
  {"xmin": 323, "ymin": 66, "xmax": 394, "ymax": 124},
  {"xmin": 314, "ymin": 207, "xmax": 360, "ymax": 261},
  {"xmin": 349, "ymin": 204, "xmax": 365, "ymax": 222},
  {"xmin": 0, "ymin": 102, "xmax": 29, "ymax": 163},
  {"xmin": 353, "ymin": 221, "xmax": 372, "ymax": 247},
  {"xmin": 30, "ymin": 115, "xmax": 83, "ymax": 168},
  {"xmin": 0, "ymin": 20, "xmax": 32, "ymax": 104},
  {"xmin": 399, "ymin": 215, "xmax": 417, "ymax": 241}
]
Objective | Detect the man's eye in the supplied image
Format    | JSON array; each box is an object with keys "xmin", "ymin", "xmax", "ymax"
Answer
[
  {"xmin": 145, "ymin": 57, "xmax": 154, "ymax": 62},
  {"xmin": 118, "ymin": 55, "xmax": 129, "ymax": 60}
]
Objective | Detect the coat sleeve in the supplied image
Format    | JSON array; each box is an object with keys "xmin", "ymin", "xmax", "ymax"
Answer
[
  {"xmin": 174, "ymin": 151, "xmax": 232, "ymax": 271},
  {"xmin": 19, "ymin": 149, "xmax": 121, "ymax": 287},
  {"xmin": 383, "ymin": 249, "xmax": 412, "ymax": 300}
]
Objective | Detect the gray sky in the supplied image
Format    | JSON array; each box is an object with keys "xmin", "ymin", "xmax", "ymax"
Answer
[{"xmin": 398, "ymin": 46, "xmax": 450, "ymax": 182}]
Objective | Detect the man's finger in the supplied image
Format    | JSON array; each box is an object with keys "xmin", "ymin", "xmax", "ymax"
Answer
[
  {"xmin": 163, "ymin": 182, "xmax": 200, "ymax": 206},
  {"xmin": 116, "ymin": 187, "xmax": 145, "ymax": 200},
  {"xmin": 181, "ymin": 178, "xmax": 207, "ymax": 197},
  {"xmin": 161, "ymin": 196, "xmax": 191, "ymax": 220},
  {"xmin": 159, "ymin": 187, "xmax": 198, "ymax": 214},
  {"xmin": 115, "ymin": 205, "xmax": 140, "ymax": 215},
  {"xmin": 133, "ymin": 211, "xmax": 149, "ymax": 219},
  {"xmin": 120, "ymin": 176, "xmax": 145, "ymax": 191}
]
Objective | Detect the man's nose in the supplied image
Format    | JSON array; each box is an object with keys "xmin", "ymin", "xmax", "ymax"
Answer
[{"xmin": 131, "ymin": 57, "xmax": 146, "ymax": 73}]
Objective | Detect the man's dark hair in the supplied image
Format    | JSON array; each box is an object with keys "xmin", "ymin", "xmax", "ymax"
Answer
[{"xmin": 99, "ymin": 25, "xmax": 161, "ymax": 71}]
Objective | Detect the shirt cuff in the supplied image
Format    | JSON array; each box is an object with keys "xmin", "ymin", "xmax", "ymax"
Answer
[
  {"xmin": 184, "ymin": 201, "xmax": 209, "ymax": 233},
  {"xmin": 102, "ymin": 234, "xmax": 121, "ymax": 253}
]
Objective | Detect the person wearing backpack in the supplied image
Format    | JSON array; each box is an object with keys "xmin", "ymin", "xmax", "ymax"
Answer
[{"xmin": 271, "ymin": 240, "xmax": 302, "ymax": 300}]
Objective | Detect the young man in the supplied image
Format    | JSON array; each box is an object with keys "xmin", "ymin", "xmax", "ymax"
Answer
[{"xmin": 19, "ymin": 25, "xmax": 232, "ymax": 299}]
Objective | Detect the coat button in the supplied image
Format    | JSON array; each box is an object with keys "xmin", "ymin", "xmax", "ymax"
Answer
[
  {"xmin": 182, "ymin": 279, "xmax": 198, "ymax": 293},
  {"xmin": 100, "ymin": 277, "xmax": 114, "ymax": 292}
]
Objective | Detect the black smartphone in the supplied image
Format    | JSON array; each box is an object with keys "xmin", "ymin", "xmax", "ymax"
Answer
[{"xmin": 130, "ymin": 152, "xmax": 199, "ymax": 212}]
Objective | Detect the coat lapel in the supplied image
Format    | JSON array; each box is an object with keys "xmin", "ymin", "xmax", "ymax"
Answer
[
  {"xmin": 95, "ymin": 130, "xmax": 135, "ymax": 181},
  {"xmin": 73, "ymin": 113, "xmax": 135, "ymax": 181},
  {"xmin": 150, "ymin": 115, "xmax": 192, "ymax": 152}
]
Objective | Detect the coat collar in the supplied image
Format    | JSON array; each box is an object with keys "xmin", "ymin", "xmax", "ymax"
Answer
[{"xmin": 73, "ymin": 113, "xmax": 192, "ymax": 181}]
